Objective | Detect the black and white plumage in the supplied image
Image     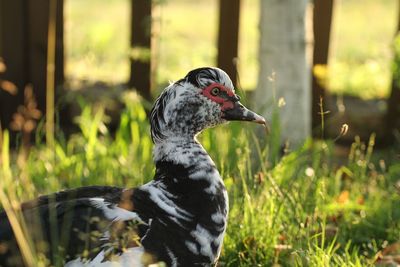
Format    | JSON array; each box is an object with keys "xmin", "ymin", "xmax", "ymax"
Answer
[{"xmin": 0, "ymin": 67, "xmax": 266, "ymax": 267}]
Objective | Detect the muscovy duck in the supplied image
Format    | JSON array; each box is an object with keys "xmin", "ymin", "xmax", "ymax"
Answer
[{"xmin": 0, "ymin": 67, "xmax": 266, "ymax": 267}]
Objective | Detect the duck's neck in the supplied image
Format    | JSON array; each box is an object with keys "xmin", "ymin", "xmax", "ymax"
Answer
[
  {"xmin": 150, "ymin": 137, "xmax": 228, "ymax": 264},
  {"xmin": 153, "ymin": 137, "xmax": 223, "ymax": 194}
]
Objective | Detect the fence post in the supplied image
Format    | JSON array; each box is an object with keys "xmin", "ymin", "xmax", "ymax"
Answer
[
  {"xmin": 311, "ymin": 0, "xmax": 334, "ymax": 135},
  {"xmin": 0, "ymin": 0, "xmax": 28, "ymax": 131},
  {"xmin": 217, "ymin": 0, "xmax": 240, "ymax": 87},
  {"xmin": 129, "ymin": 0, "xmax": 152, "ymax": 102}
]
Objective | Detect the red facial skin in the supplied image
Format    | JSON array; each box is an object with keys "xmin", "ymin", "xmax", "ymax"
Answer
[{"xmin": 201, "ymin": 83, "xmax": 236, "ymax": 110}]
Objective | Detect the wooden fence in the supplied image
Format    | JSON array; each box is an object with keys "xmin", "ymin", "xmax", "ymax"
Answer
[
  {"xmin": 0, "ymin": 0, "xmax": 399, "ymax": 142},
  {"xmin": 0, "ymin": 0, "xmax": 64, "ymax": 134}
]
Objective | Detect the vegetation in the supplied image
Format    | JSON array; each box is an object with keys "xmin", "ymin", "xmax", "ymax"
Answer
[
  {"xmin": 1, "ymin": 94, "xmax": 399, "ymax": 266},
  {"xmin": 325, "ymin": 0, "xmax": 397, "ymax": 99}
]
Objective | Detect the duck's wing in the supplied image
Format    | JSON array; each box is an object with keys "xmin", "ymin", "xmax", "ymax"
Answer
[{"xmin": 0, "ymin": 186, "xmax": 151, "ymax": 267}]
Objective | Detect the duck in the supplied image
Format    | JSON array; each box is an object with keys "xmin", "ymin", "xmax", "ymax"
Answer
[{"xmin": 0, "ymin": 67, "xmax": 266, "ymax": 267}]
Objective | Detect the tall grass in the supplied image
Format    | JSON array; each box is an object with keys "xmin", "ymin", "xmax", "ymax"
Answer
[{"xmin": 1, "ymin": 95, "xmax": 399, "ymax": 266}]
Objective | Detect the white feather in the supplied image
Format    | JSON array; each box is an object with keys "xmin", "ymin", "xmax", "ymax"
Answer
[
  {"xmin": 141, "ymin": 181, "xmax": 193, "ymax": 221},
  {"xmin": 89, "ymin": 198, "xmax": 145, "ymax": 224},
  {"xmin": 64, "ymin": 247, "xmax": 145, "ymax": 267},
  {"xmin": 165, "ymin": 246, "xmax": 178, "ymax": 267},
  {"xmin": 190, "ymin": 225, "xmax": 215, "ymax": 260}
]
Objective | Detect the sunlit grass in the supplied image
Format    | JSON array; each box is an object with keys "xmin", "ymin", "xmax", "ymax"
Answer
[
  {"xmin": 328, "ymin": 0, "xmax": 398, "ymax": 98},
  {"xmin": 65, "ymin": 0, "xmax": 131, "ymax": 83}
]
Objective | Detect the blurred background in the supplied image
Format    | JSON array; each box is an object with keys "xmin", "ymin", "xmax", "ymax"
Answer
[{"xmin": 0, "ymin": 0, "xmax": 399, "ymax": 146}]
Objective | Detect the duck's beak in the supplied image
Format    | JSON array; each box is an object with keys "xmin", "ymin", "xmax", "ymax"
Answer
[{"xmin": 222, "ymin": 101, "xmax": 267, "ymax": 126}]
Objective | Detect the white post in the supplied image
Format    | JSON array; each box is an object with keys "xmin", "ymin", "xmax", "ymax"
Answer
[{"xmin": 254, "ymin": 0, "xmax": 311, "ymax": 147}]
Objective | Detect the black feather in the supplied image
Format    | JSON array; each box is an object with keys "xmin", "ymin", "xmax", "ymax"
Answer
[
  {"xmin": 185, "ymin": 67, "xmax": 222, "ymax": 88},
  {"xmin": 150, "ymin": 87, "xmax": 176, "ymax": 143}
]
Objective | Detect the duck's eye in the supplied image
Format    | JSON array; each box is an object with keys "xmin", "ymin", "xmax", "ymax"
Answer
[{"xmin": 210, "ymin": 87, "xmax": 221, "ymax": 96}]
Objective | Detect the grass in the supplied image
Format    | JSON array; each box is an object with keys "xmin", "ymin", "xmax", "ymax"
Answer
[
  {"xmin": 328, "ymin": 0, "xmax": 398, "ymax": 99},
  {"xmin": 66, "ymin": 0, "xmax": 397, "ymax": 98},
  {"xmin": 65, "ymin": 0, "xmax": 131, "ymax": 83},
  {"xmin": 1, "ymin": 95, "xmax": 399, "ymax": 266}
]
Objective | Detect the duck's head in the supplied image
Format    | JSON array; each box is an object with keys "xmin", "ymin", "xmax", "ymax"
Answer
[{"xmin": 150, "ymin": 67, "xmax": 266, "ymax": 143}]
